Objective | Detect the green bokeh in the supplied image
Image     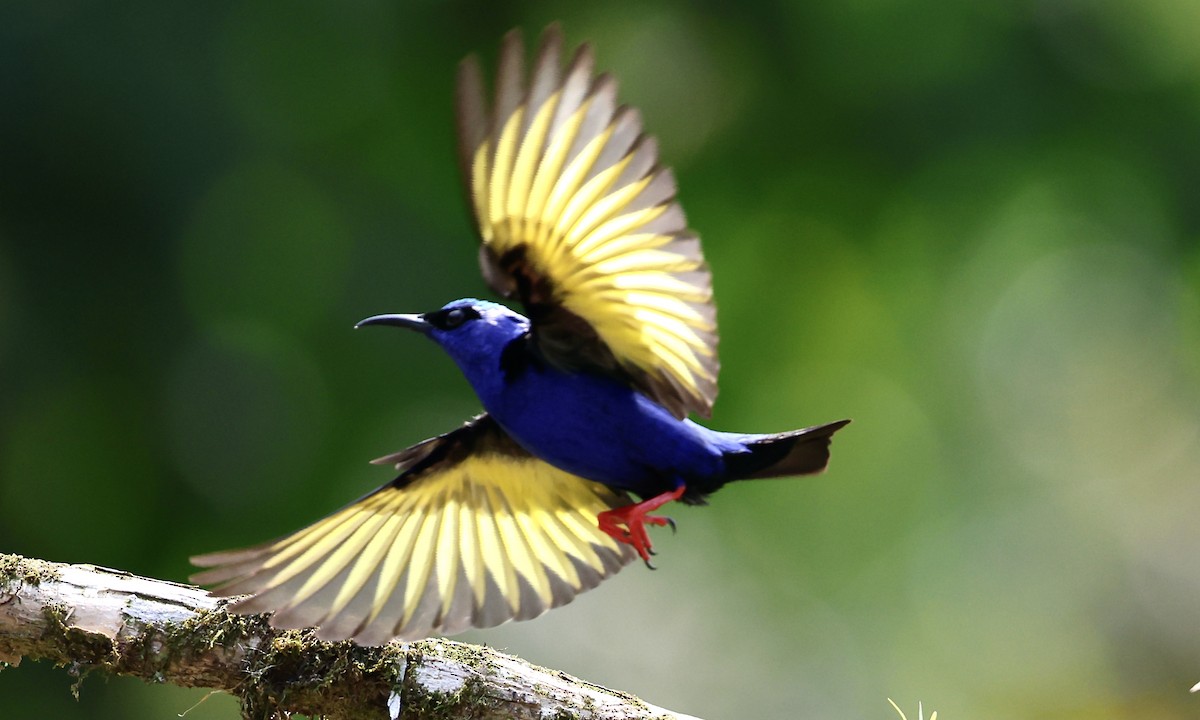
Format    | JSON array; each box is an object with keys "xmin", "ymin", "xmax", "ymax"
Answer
[{"xmin": 3, "ymin": 2, "xmax": 1199, "ymax": 719}]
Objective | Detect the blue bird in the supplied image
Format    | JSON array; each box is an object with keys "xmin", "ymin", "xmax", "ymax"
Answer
[{"xmin": 192, "ymin": 25, "xmax": 849, "ymax": 645}]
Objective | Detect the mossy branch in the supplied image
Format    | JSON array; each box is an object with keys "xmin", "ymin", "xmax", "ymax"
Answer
[{"xmin": 0, "ymin": 554, "xmax": 698, "ymax": 720}]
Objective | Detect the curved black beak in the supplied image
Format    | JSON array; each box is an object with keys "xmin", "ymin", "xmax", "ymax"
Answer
[{"xmin": 355, "ymin": 313, "xmax": 432, "ymax": 334}]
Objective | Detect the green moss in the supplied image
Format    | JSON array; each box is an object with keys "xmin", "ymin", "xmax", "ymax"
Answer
[
  {"xmin": 41, "ymin": 602, "xmax": 115, "ymax": 665},
  {"xmin": 393, "ymin": 640, "xmax": 520, "ymax": 720},
  {"xmin": 160, "ymin": 607, "xmax": 409, "ymax": 719},
  {"xmin": 400, "ymin": 675, "xmax": 496, "ymax": 720},
  {"xmin": 39, "ymin": 602, "xmax": 116, "ymax": 697},
  {"xmin": 416, "ymin": 638, "xmax": 498, "ymax": 674},
  {"xmin": 168, "ymin": 606, "xmax": 275, "ymax": 655},
  {"xmin": 0, "ymin": 554, "xmax": 61, "ymax": 586}
]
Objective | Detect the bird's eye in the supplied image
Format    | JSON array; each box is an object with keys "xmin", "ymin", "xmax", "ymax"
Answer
[
  {"xmin": 427, "ymin": 305, "xmax": 481, "ymax": 330},
  {"xmin": 443, "ymin": 308, "xmax": 467, "ymax": 329}
]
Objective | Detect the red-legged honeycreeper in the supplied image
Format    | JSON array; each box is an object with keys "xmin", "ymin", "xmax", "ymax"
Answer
[{"xmin": 191, "ymin": 24, "xmax": 849, "ymax": 645}]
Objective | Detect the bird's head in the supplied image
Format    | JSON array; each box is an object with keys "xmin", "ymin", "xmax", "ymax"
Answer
[{"xmin": 357, "ymin": 298, "xmax": 530, "ymax": 378}]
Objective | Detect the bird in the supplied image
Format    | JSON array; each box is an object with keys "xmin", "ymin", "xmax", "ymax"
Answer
[{"xmin": 191, "ymin": 24, "xmax": 849, "ymax": 646}]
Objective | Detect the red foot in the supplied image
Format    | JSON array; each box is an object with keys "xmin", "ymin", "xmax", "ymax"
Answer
[{"xmin": 598, "ymin": 485, "xmax": 686, "ymax": 568}]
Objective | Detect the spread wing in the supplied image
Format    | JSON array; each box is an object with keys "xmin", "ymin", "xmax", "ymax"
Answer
[
  {"xmin": 190, "ymin": 414, "xmax": 634, "ymax": 645},
  {"xmin": 456, "ymin": 24, "xmax": 718, "ymax": 419}
]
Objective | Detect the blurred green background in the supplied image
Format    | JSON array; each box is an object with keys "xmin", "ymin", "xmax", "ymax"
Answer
[{"xmin": 3, "ymin": 1, "xmax": 1199, "ymax": 718}]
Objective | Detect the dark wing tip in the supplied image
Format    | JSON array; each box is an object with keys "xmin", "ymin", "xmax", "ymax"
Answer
[
  {"xmin": 455, "ymin": 54, "xmax": 488, "ymax": 216},
  {"xmin": 564, "ymin": 34, "xmax": 596, "ymax": 83},
  {"xmin": 537, "ymin": 21, "xmax": 565, "ymax": 50},
  {"xmin": 499, "ymin": 25, "xmax": 525, "ymax": 59}
]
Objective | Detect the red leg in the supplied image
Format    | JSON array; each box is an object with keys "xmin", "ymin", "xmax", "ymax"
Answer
[{"xmin": 597, "ymin": 485, "xmax": 686, "ymax": 568}]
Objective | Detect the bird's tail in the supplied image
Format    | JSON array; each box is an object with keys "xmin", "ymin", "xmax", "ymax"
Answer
[{"xmin": 719, "ymin": 419, "xmax": 851, "ymax": 481}]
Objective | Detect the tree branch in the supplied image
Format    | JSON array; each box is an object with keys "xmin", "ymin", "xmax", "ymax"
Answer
[{"xmin": 0, "ymin": 554, "xmax": 698, "ymax": 719}]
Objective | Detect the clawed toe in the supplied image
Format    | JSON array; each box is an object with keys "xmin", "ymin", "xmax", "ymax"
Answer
[{"xmin": 596, "ymin": 486, "xmax": 686, "ymax": 567}]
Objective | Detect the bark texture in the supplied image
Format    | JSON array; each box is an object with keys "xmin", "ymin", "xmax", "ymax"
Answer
[{"xmin": 0, "ymin": 554, "xmax": 698, "ymax": 719}]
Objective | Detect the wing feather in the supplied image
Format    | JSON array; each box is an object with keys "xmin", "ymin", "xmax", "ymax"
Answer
[
  {"xmin": 590, "ymin": 107, "xmax": 643, "ymax": 183},
  {"xmin": 524, "ymin": 44, "xmax": 594, "ymax": 241},
  {"xmin": 610, "ymin": 135, "xmax": 660, "ymax": 198},
  {"xmin": 314, "ymin": 513, "xmax": 403, "ymax": 640},
  {"xmin": 295, "ymin": 511, "xmax": 388, "ymax": 614},
  {"xmin": 456, "ymin": 56, "xmax": 494, "ymax": 238},
  {"xmin": 400, "ymin": 508, "xmax": 440, "ymax": 628},
  {"xmin": 433, "ymin": 493, "xmax": 460, "ymax": 619},
  {"xmin": 457, "ymin": 486, "xmax": 485, "ymax": 609},
  {"xmin": 191, "ymin": 414, "xmax": 634, "ymax": 644},
  {"xmin": 458, "ymin": 24, "xmax": 719, "ymax": 418}
]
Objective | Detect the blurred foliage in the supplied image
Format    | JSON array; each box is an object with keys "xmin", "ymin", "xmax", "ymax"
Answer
[{"xmin": 2, "ymin": 1, "xmax": 1199, "ymax": 719}]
